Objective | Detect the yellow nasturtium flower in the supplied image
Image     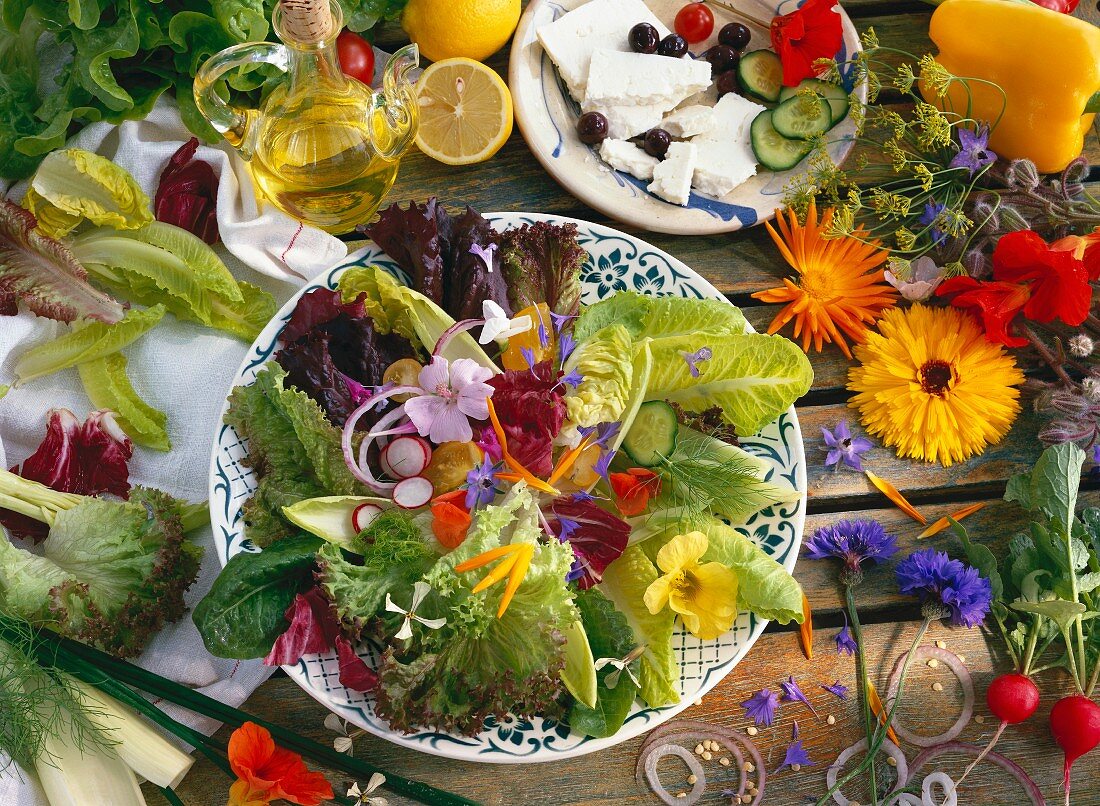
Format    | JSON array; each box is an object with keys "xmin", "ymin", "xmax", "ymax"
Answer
[{"xmin": 643, "ymin": 532, "xmax": 738, "ymax": 641}]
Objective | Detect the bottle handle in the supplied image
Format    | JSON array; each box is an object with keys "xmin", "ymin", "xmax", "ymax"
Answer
[
  {"xmin": 369, "ymin": 43, "xmax": 420, "ymax": 161},
  {"xmin": 193, "ymin": 42, "xmax": 289, "ymax": 161}
]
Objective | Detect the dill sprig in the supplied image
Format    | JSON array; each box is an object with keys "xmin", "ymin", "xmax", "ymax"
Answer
[{"xmin": 0, "ymin": 611, "xmax": 115, "ymax": 770}]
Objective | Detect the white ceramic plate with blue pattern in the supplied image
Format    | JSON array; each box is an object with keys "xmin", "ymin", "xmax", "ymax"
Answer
[
  {"xmin": 508, "ymin": 0, "xmax": 865, "ymax": 235},
  {"xmin": 209, "ymin": 213, "xmax": 807, "ymax": 762}
]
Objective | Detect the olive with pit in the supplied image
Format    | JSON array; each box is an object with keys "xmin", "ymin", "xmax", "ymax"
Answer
[
  {"xmin": 716, "ymin": 69, "xmax": 740, "ymax": 98},
  {"xmin": 643, "ymin": 128, "xmax": 672, "ymax": 158},
  {"xmin": 703, "ymin": 44, "xmax": 739, "ymax": 76},
  {"xmin": 718, "ymin": 22, "xmax": 751, "ymax": 50},
  {"xmin": 629, "ymin": 22, "xmax": 660, "ymax": 53},
  {"xmin": 657, "ymin": 33, "xmax": 688, "ymax": 58},
  {"xmin": 577, "ymin": 111, "xmax": 609, "ymax": 145}
]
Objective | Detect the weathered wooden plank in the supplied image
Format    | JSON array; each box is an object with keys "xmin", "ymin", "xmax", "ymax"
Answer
[{"xmin": 144, "ymin": 622, "xmax": 1093, "ymax": 806}]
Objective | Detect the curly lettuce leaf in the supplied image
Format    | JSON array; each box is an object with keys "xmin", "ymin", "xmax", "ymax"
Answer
[
  {"xmin": 25, "ymin": 149, "xmax": 153, "ymax": 237},
  {"xmin": 0, "ymin": 19, "xmax": 45, "ymax": 180},
  {"xmin": 562, "ymin": 324, "xmax": 634, "ymax": 431},
  {"xmin": 500, "ymin": 220, "xmax": 584, "ymax": 319},
  {"xmin": 0, "ymin": 200, "xmax": 125, "ymax": 324},
  {"xmin": 15, "ymin": 304, "xmax": 165, "ymax": 384},
  {"xmin": 568, "ymin": 588, "xmax": 640, "ymax": 738},
  {"xmin": 598, "ymin": 544, "xmax": 677, "ymax": 708},
  {"xmin": 77, "ymin": 351, "xmax": 170, "ymax": 451}
]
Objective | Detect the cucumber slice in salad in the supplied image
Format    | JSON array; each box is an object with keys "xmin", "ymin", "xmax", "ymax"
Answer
[
  {"xmin": 772, "ymin": 95, "xmax": 833, "ymax": 140},
  {"xmin": 778, "ymin": 78, "xmax": 851, "ymax": 125},
  {"xmin": 750, "ymin": 110, "xmax": 812, "ymax": 172},
  {"xmin": 737, "ymin": 50, "xmax": 783, "ymax": 102},
  {"xmin": 621, "ymin": 401, "xmax": 678, "ymax": 466}
]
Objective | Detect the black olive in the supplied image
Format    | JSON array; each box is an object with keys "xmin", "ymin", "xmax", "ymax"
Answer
[
  {"xmin": 657, "ymin": 34, "xmax": 688, "ymax": 58},
  {"xmin": 629, "ymin": 22, "xmax": 660, "ymax": 54},
  {"xmin": 718, "ymin": 22, "xmax": 751, "ymax": 50},
  {"xmin": 643, "ymin": 128, "xmax": 672, "ymax": 158},
  {"xmin": 577, "ymin": 111, "xmax": 609, "ymax": 145},
  {"xmin": 703, "ymin": 44, "xmax": 740, "ymax": 77},
  {"xmin": 716, "ymin": 69, "xmax": 741, "ymax": 98}
]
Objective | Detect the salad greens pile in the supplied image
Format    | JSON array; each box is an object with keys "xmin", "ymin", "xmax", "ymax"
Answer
[{"xmin": 195, "ymin": 197, "xmax": 814, "ymax": 740}]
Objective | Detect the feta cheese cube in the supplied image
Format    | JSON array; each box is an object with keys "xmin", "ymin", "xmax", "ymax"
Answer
[
  {"xmin": 648, "ymin": 141, "xmax": 697, "ymax": 206},
  {"xmin": 691, "ymin": 93, "xmax": 766, "ymax": 197},
  {"xmin": 661, "ymin": 104, "xmax": 716, "ymax": 138},
  {"xmin": 585, "ymin": 49, "xmax": 711, "ymax": 108},
  {"xmin": 536, "ymin": 0, "xmax": 670, "ymax": 101},
  {"xmin": 582, "ymin": 99, "xmax": 667, "ymax": 140},
  {"xmin": 599, "ymin": 138, "xmax": 660, "ymax": 180}
]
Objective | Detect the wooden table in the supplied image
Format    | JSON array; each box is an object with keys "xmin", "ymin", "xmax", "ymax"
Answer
[{"xmin": 152, "ymin": 2, "xmax": 1100, "ymax": 803}]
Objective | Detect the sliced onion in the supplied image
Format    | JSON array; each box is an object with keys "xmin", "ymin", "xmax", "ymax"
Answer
[
  {"xmin": 432, "ymin": 318, "xmax": 481, "ymax": 357},
  {"xmin": 340, "ymin": 386, "xmax": 422, "ymax": 492},
  {"xmin": 907, "ymin": 742, "xmax": 1043, "ymax": 806},
  {"xmin": 357, "ymin": 407, "xmax": 415, "ymax": 480},
  {"xmin": 826, "ymin": 738, "xmax": 908, "ymax": 806},
  {"xmin": 886, "ymin": 646, "xmax": 973, "ymax": 747},
  {"xmin": 638, "ymin": 743, "xmax": 706, "ymax": 806},
  {"xmin": 637, "ymin": 719, "xmax": 760, "ymax": 803},
  {"xmin": 921, "ymin": 771, "xmax": 958, "ymax": 806}
]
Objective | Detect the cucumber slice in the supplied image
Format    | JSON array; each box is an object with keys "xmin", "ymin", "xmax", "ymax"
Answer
[
  {"xmin": 772, "ymin": 95, "xmax": 832, "ymax": 140},
  {"xmin": 737, "ymin": 50, "xmax": 783, "ymax": 103},
  {"xmin": 621, "ymin": 400, "xmax": 678, "ymax": 466},
  {"xmin": 750, "ymin": 110, "xmax": 812, "ymax": 172},
  {"xmin": 778, "ymin": 78, "xmax": 850, "ymax": 125}
]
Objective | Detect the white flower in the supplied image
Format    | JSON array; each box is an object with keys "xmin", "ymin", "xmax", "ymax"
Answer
[
  {"xmin": 1069, "ymin": 334, "xmax": 1095, "ymax": 358},
  {"xmin": 884, "ymin": 256, "xmax": 944, "ymax": 302},
  {"xmin": 385, "ymin": 581, "xmax": 447, "ymax": 641},
  {"xmin": 348, "ymin": 773, "xmax": 388, "ymax": 805},
  {"xmin": 334, "ymin": 736, "xmax": 354, "ymax": 754},
  {"xmin": 478, "ymin": 299, "xmax": 533, "ymax": 345},
  {"xmin": 593, "ymin": 645, "xmax": 647, "ymax": 690}
]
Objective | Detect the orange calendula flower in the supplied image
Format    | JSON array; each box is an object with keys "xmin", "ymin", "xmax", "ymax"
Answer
[
  {"xmin": 227, "ymin": 722, "xmax": 333, "ymax": 806},
  {"xmin": 753, "ymin": 201, "xmax": 898, "ymax": 359}
]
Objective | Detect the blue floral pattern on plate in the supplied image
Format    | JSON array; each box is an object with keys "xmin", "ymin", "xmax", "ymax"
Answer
[{"xmin": 209, "ymin": 213, "xmax": 807, "ymax": 763}]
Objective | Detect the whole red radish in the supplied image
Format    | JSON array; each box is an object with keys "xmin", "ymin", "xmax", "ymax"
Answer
[
  {"xmin": 1050, "ymin": 694, "xmax": 1100, "ymax": 806},
  {"xmin": 956, "ymin": 673, "xmax": 1041, "ymax": 787}
]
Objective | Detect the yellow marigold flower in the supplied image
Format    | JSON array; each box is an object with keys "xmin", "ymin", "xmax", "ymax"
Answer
[
  {"xmin": 847, "ymin": 305, "xmax": 1025, "ymax": 467},
  {"xmin": 753, "ymin": 201, "xmax": 898, "ymax": 360},
  {"xmin": 643, "ymin": 532, "xmax": 738, "ymax": 641}
]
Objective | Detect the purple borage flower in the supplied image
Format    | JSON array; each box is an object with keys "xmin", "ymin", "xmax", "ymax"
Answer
[
  {"xmin": 558, "ymin": 368, "xmax": 584, "ymax": 390},
  {"xmin": 949, "ymin": 125, "xmax": 997, "ymax": 176},
  {"xmin": 896, "ymin": 548, "xmax": 993, "ymax": 627},
  {"xmin": 571, "ymin": 490, "xmax": 597, "ymax": 504},
  {"xmin": 775, "ymin": 721, "xmax": 814, "ymax": 773},
  {"xmin": 834, "ymin": 612, "xmax": 857, "ymax": 656},
  {"xmin": 593, "ymin": 448, "xmax": 616, "ymax": 481},
  {"xmin": 804, "ymin": 519, "xmax": 899, "ymax": 575},
  {"xmin": 579, "ymin": 421, "xmax": 621, "ymax": 449},
  {"xmin": 520, "ymin": 346, "xmax": 537, "ymax": 372},
  {"xmin": 780, "ymin": 675, "xmax": 817, "ymax": 716},
  {"xmin": 558, "ymin": 332, "xmax": 577, "ymax": 364},
  {"xmin": 821, "ymin": 420, "xmax": 872, "ymax": 472},
  {"xmin": 679, "ymin": 346, "xmax": 713, "ymax": 378},
  {"xmin": 549, "ymin": 311, "xmax": 576, "ymax": 333},
  {"xmin": 468, "ymin": 242, "xmax": 497, "ymax": 273},
  {"xmin": 821, "ymin": 680, "xmax": 849, "ymax": 701},
  {"xmin": 920, "ymin": 201, "xmax": 948, "ymax": 247},
  {"xmin": 566, "ymin": 557, "xmax": 586, "ymax": 583},
  {"xmin": 338, "ymin": 372, "xmax": 373, "ymax": 406},
  {"xmin": 555, "ymin": 516, "xmax": 580, "ymax": 542},
  {"xmin": 740, "ymin": 687, "xmax": 779, "ymax": 727},
  {"xmin": 463, "ymin": 459, "xmax": 501, "ymax": 510}
]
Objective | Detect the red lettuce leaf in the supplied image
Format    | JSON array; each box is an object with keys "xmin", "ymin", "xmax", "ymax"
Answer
[
  {"xmin": 500, "ymin": 221, "xmax": 585, "ymax": 320},
  {"xmin": 487, "ymin": 361, "xmax": 565, "ymax": 477},
  {"xmin": 281, "ymin": 287, "xmax": 366, "ymax": 343},
  {"xmin": 0, "ymin": 287, "xmax": 16, "ymax": 316},
  {"xmin": 547, "ymin": 497, "xmax": 630, "ymax": 590},
  {"xmin": 154, "ymin": 138, "xmax": 220, "ymax": 245},
  {"xmin": 444, "ymin": 206, "xmax": 511, "ymax": 321},
  {"xmin": 336, "ymin": 636, "xmax": 379, "ymax": 691},
  {"xmin": 264, "ymin": 587, "xmax": 341, "ymax": 666},
  {"xmin": 363, "ymin": 198, "xmax": 446, "ymax": 303},
  {"xmin": 0, "ymin": 199, "xmax": 125, "ymax": 323}
]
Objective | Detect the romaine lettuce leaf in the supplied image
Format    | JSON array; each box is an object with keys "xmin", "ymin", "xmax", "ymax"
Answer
[
  {"xmin": 574, "ymin": 293, "xmax": 649, "ymax": 343},
  {"xmin": 598, "ymin": 544, "xmax": 678, "ymax": 708},
  {"xmin": 0, "ymin": 199, "xmax": 125, "ymax": 324},
  {"xmin": 208, "ymin": 282, "xmax": 277, "ymax": 341},
  {"xmin": 575, "ymin": 291, "xmax": 747, "ymax": 343},
  {"xmin": 562, "ymin": 324, "xmax": 634, "ymax": 431},
  {"xmin": 14, "ymin": 304, "xmax": 165, "ymax": 384},
  {"xmin": 77, "ymin": 351, "xmax": 170, "ymax": 451},
  {"xmin": 25, "ymin": 149, "xmax": 153, "ymax": 237}
]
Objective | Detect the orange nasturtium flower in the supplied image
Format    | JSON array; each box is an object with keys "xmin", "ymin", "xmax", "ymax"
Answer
[
  {"xmin": 608, "ymin": 468, "xmax": 662, "ymax": 517},
  {"xmin": 227, "ymin": 722, "xmax": 333, "ymax": 806}
]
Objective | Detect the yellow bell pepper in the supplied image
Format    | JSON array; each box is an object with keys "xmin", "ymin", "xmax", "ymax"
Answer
[{"xmin": 924, "ymin": 0, "xmax": 1100, "ymax": 174}]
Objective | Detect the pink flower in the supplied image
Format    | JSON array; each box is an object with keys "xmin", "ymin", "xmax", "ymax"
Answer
[{"xmin": 404, "ymin": 356, "xmax": 494, "ymax": 443}]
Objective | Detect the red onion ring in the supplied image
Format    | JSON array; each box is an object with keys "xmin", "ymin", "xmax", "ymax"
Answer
[
  {"xmin": 906, "ymin": 742, "xmax": 1043, "ymax": 806},
  {"xmin": 340, "ymin": 386, "xmax": 422, "ymax": 492},
  {"xmin": 886, "ymin": 646, "xmax": 974, "ymax": 747},
  {"xmin": 432, "ymin": 318, "xmax": 482, "ymax": 358},
  {"xmin": 637, "ymin": 743, "xmax": 706, "ymax": 806},
  {"xmin": 826, "ymin": 738, "xmax": 908, "ymax": 806},
  {"xmin": 637, "ymin": 719, "xmax": 761, "ymax": 803}
]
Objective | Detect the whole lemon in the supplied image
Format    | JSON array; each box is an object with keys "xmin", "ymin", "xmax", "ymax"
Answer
[{"xmin": 402, "ymin": 0, "xmax": 520, "ymax": 63}]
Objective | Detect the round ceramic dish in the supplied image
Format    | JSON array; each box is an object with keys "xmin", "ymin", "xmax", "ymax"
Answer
[
  {"xmin": 209, "ymin": 213, "xmax": 807, "ymax": 762},
  {"xmin": 508, "ymin": 0, "xmax": 865, "ymax": 235}
]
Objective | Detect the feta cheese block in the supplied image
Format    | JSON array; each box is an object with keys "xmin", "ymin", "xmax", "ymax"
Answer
[
  {"xmin": 582, "ymin": 99, "xmax": 667, "ymax": 140},
  {"xmin": 599, "ymin": 138, "xmax": 660, "ymax": 180},
  {"xmin": 661, "ymin": 104, "xmax": 716, "ymax": 138},
  {"xmin": 691, "ymin": 93, "xmax": 766, "ymax": 197},
  {"xmin": 585, "ymin": 49, "xmax": 711, "ymax": 108},
  {"xmin": 536, "ymin": 0, "xmax": 671, "ymax": 101},
  {"xmin": 648, "ymin": 141, "xmax": 697, "ymax": 206}
]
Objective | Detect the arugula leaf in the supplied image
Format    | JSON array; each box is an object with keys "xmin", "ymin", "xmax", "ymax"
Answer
[{"xmin": 78, "ymin": 351, "xmax": 171, "ymax": 451}]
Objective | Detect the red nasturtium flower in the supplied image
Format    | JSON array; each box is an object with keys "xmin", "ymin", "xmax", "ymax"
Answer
[
  {"xmin": 227, "ymin": 722, "xmax": 333, "ymax": 806},
  {"xmin": 991, "ymin": 229, "xmax": 1091, "ymax": 326},
  {"xmin": 770, "ymin": 0, "xmax": 844, "ymax": 87},
  {"xmin": 936, "ymin": 276, "xmax": 1031, "ymax": 347},
  {"xmin": 1052, "ymin": 227, "xmax": 1100, "ymax": 282},
  {"xmin": 609, "ymin": 468, "xmax": 662, "ymax": 517}
]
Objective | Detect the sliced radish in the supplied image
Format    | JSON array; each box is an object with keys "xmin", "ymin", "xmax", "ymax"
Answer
[
  {"xmin": 392, "ymin": 476, "xmax": 435, "ymax": 510},
  {"xmin": 380, "ymin": 436, "xmax": 431, "ymax": 480},
  {"xmin": 351, "ymin": 503, "xmax": 384, "ymax": 534}
]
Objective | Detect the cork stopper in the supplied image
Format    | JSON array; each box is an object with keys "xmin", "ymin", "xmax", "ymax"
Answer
[{"xmin": 279, "ymin": 0, "xmax": 333, "ymax": 43}]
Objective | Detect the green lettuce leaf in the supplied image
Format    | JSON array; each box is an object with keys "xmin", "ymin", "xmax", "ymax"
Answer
[
  {"xmin": 337, "ymin": 266, "xmax": 496, "ymax": 369},
  {"xmin": 208, "ymin": 282, "xmax": 277, "ymax": 341},
  {"xmin": 598, "ymin": 544, "xmax": 678, "ymax": 708},
  {"xmin": 77, "ymin": 351, "xmax": 170, "ymax": 451},
  {"xmin": 575, "ymin": 291, "xmax": 748, "ymax": 343},
  {"xmin": 574, "ymin": 293, "xmax": 650, "ymax": 343},
  {"xmin": 24, "ymin": 149, "xmax": 152, "ymax": 237},
  {"xmin": 14, "ymin": 304, "xmax": 165, "ymax": 384},
  {"xmin": 568, "ymin": 588, "xmax": 640, "ymax": 738},
  {"xmin": 0, "ymin": 18, "xmax": 45, "ymax": 180},
  {"xmin": 563, "ymin": 324, "xmax": 634, "ymax": 432}
]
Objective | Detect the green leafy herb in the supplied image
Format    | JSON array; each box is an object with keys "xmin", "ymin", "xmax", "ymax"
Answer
[{"xmin": 567, "ymin": 589, "xmax": 639, "ymax": 738}]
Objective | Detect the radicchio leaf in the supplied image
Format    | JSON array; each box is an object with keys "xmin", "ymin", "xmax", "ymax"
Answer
[
  {"xmin": 154, "ymin": 138, "xmax": 220, "ymax": 245},
  {"xmin": 264, "ymin": 586, "xmax": 341, "ymax": 666},
  {"xmin": 486, "ymin": 361, "xmax": 565, "ymax": 477},
  {"xmin": 547, "ymin": 497, "xmax": 630, "ymax": 590},
  {"xmin": 0, "ymin": 200, "xmax": 125, "ymax": 323},
  {"xmin": 336, "ymin": 636, "xmax": 379, "ymax": 691},
  {"xmin": 500, "ymin": 221, "xmax": 585, "ymax": 321}
]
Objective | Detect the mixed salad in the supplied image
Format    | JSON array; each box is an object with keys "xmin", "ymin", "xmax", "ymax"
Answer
[{"xmin": 196, "ymin": 197, "xmax": 813, "ymax": 739}]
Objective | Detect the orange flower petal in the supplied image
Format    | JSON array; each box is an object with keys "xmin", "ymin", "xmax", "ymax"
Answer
[
  {"xmin": 454, "ymin": 543, "xmax": 516, "ymax": 572},
  {"xmin": 227, "ymin": 723, "xmax": 333, "ymax": 806},
  {"xmin": 472, "ymin": 551, "xmax": 520, "ymax": 593},
  {"xmin": 228, "ymin": 721, "xmax": 275, "ymax": 784},
  {"xmin": 799, "ymin": 591, "xmax": 813, "ymax": 660},
  {"xmin": 865, "ymin": 470, "xmax": 927, "ymax": 525},
  {"xmin": 916, "ymin": 502, "xmax": 988, "ymax": 539},
  {"xmin": 866, "ymin": 676, "xmax": 900, "ymax": 745},
  {"xmin": 498, "ymin": 543, "xmax": 535, "ymax": 617}
]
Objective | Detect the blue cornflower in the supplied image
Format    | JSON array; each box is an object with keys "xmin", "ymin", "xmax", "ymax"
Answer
[
  {"xmin": 463, "ymin": 459, "xmax": 501, "ymax": 510},
  {"xmin": 834, "ymin": 612, "xmax": 857, "ymax": 656},
  {"xmin": 804, "ymin": 519, "xmax": 898, "ymax": 577},
  {"xmin": 520, "ymin": 346, "xmax": 537, "ymax": 371},
  {"xmin": 822, "ymin": 420, "xmax": 873, "ymax": 472},
  {"xmin": 919, "ymin": 201, "xmax": 947, "ymax": 247},
  {"xmin": 780, "ymin": 675, "xmax": 817, "ymax": 716},
  {"xmin": 821, "ymin": 680, "xmax": 849, "ymax": 701},
  {"xmin": 740, "ymin": 687, "xmax": 780, "ymax": 726},
  {"xmin": 896, "ymin": 548, "xmax": 993, "ymax": 627},
  {"xmin": 679, "ymin": 346, "xmax": 712, "ymax": 378},
  {"xmin": 558, "ymin": 332, "xmax": 577, "ymax": 364},
  {"xmin": 949, "ymin": 125, "xmax": 996, "ymax": 176}
]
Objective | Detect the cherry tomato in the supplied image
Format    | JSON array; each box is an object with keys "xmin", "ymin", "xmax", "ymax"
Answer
[
  {"xmin": 674, "ymin": 3, "xmax": 714, "ymax": 44},
  {"xmin": 336, "ymin": 29, "xmax": 375, "ymax": 84}
]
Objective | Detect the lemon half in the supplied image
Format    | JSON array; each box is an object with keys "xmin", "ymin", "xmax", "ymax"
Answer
[{"xmin": 414, "ymin": 58, "xmax": 514, "ymax": 166}]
